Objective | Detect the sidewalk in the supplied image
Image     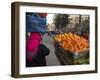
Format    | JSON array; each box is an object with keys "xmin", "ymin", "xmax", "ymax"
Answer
[{"xmin": 42, "ymin": 34, "xmax": 61, "ymax": 66}]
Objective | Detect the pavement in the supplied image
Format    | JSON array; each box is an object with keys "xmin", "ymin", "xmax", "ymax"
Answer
[{"xmin": 42, "ymin": 34, "xmax": 61, "ymax": 66}]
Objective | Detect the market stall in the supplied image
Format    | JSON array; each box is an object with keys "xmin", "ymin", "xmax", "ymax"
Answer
[{"xmin": 54, "ymin": 32, "xmax": 89, "ymax": 65}]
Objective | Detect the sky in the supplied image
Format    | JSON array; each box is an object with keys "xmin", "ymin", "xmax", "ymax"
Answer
[{"xmin": 47, "ymin": 14, "xmax": 55, "ymax": 24}]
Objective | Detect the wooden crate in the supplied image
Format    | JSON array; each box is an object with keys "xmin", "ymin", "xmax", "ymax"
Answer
[{"xmin": 54, "ymin": 41, "xmax": 89, "ymax": 65}]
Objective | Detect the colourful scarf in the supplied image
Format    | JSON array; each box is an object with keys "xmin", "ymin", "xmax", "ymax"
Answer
[{"xmin": 26, "ymin": 32, "xmax": 41, "ymax": 61}]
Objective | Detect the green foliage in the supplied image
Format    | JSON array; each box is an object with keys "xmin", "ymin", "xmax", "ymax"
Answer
[
  {"xmin": 53, "ymin": 14, "xmax": 69, "ymax": 30},
  {"xmin": 82, "ymin": 19, "xmax": 89, "ymax": 33}
]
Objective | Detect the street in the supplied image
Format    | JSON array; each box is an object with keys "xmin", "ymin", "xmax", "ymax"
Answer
[{"xmin": 42, "ymin": 34, "xmax": 61, "ymax": 66}]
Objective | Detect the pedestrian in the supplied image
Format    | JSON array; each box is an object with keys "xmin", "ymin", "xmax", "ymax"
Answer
[{"xmin": 26, "ymin": 32, "xmax": 50, "ymax": 67}]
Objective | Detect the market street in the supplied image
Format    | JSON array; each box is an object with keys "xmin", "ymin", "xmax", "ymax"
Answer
[{"xmin": 42, "ymin": 34, "xmax": 61, "ymax": 66}]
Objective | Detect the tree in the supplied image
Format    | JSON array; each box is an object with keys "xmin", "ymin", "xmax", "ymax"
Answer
[
  {"xmin": 82, "ymin": 17, "xmax": 89, "ymax": 33},
  {"xmin": 53, "ymin": 14, "xmax": 69, "ymax": 30}
]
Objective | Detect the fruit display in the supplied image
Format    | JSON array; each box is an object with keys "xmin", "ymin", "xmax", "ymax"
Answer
[{"xmin": 54, "ymin": 32, "xmax": 89, "ymax": 53}]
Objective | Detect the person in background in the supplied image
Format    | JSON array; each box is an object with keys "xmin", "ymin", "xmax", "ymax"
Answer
[{"xmin": 26, "ymin": 32, "xmax": 50, "ymax": 67}]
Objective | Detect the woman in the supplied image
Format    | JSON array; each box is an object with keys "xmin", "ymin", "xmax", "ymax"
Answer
[{"xmin": 26, "ymin": 32, "xmax": 50, "ymax": 67}]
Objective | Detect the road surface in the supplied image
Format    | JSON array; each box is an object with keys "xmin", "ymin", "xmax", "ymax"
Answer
[{"xmin": 42, "ymin": 34, "xmax": 61, "ymax": 66}]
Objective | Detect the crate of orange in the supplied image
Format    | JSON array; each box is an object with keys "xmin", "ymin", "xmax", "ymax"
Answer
[{"xmin": 54, "ymin": 32, "xmax": 89, "ymax": 65}]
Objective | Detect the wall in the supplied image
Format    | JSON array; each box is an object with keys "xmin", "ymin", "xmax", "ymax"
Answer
[{"xmin": 0, "ymin": 0, "xmax": 99, "ymax": 80}]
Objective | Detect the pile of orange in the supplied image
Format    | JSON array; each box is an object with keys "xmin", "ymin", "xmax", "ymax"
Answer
[{"xmin": 54, "ymin": 32, "xmax": 89, "ymax": 52}]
